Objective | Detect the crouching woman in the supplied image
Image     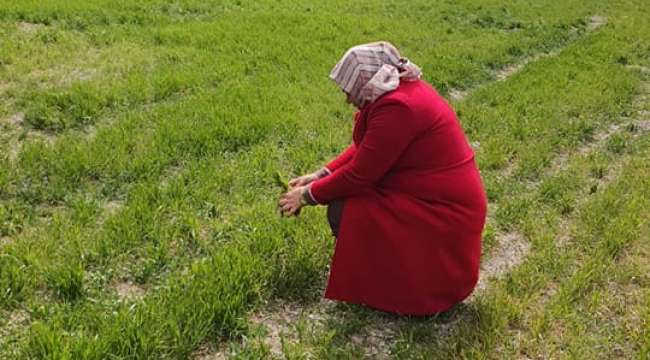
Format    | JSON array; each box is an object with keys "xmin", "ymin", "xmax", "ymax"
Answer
[{"xmin": 279, "ymin": 42, "xmax": 487, "ymax": 315}]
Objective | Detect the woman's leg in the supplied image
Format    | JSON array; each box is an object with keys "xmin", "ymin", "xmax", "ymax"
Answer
[{"xmin": 327, "ymin": 199, "xmax": 345, "ymax": 238}]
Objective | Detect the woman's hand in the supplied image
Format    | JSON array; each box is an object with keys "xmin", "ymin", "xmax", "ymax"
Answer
[
  {"xmin": 288, "ymin": 168, "xmax": 330, "ymax": 188},
  {"xmin": 288, "ymin": 173, "xmax": 318, "ymax": 188},
  {"xmin": 279, "ymin": 186, "xmax": 306, "ymax": 217}
]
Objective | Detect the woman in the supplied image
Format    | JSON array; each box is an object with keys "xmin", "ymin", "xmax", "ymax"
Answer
[{"xmin": 279, "ymin": 42, "xmax": 487, "ymax": 315}]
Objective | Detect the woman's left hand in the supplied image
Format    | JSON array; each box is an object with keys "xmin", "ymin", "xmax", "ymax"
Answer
[{"xmin": 279, "ymin": 186, "xmax": 306, "ymax": 216}]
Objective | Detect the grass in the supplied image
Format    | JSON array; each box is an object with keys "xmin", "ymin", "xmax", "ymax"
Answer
[{"xmin": 1, "ymin": 0, "xmax": 649, "ymax": 358}]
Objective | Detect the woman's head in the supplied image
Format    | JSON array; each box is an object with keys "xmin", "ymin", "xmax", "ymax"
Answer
[{"xmin": 330, "ymin": 41, "xmax": 421, "ymax": 108}]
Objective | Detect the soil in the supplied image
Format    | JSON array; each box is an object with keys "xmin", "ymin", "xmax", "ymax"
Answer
[
  {"xmin": 17, "ymin": 22, "xmax": 44, "ymax": 35},
  {"xmin": 588, "ymin": 15, "xmax": 607, "ymax": 31},
  {"xmin": 475, "ymin": 232, "xmax": 531, "ymax": 293},
  {"xmin": 114, "ymin": 281, "xmax": 145, "ymax": 301}
]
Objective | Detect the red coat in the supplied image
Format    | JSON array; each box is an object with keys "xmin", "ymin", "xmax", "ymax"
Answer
[{"xmin": 310, "ymin": 79, "xmax": 487, "ymax": 315}]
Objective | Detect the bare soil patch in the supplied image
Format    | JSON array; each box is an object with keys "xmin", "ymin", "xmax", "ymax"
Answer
[
  {"xmin": 2, "ymin": 113, "xmax": 25, "ymax": 163},
  {"xmin": 5, "ymin": 140, "xmax": 20, "ymax": 163},
  {"xmin": 587, "ymin": 15, "xmax": 607, "ymax": 31},
  {"xmin": 103, "ymin": 200, "xmax": 124, "ymax": 217},
  {"xmin": 0, "ymin": 236, "xmax": 12, "ymax": 247},
  {"xmin": 17, "ymin": 22, "xmax": 44, "ymax": 35},
  {"xmin": 349, "ymin": 319, "xmax": 402, "ymax": 359},
  {"xmin": 0, "ymin": 82, "xmax": 10, "ymax": 96},
  {"xmin": 625, "ymin": 65, "xmax": 650, "ymax": 74},
  {"xmin": 28, "ymin": 66, "xmax": 98, "ymax": 88},
  {"xmin": 25, "ymin": 48, "xmax": 104, "ymax": 91},
  {"xmin": 193, "ymin": 343, "xmax": 227, "ymax": 360},
  {"xmin": 4, "ymin": 112, "xmax": 24, "ymax": 127},
  {"xmin": 494, "ymin": 54, "xmax": 545, "ymax": 82},
  {"xmin": 159, "ymin": 165, "xmax": 184, "ymax": 189},
  {"xmin": 5, "ymin": 130, "xmax": 57, "ymax": 165},
  {"xmin": 0, "ymin": 309, "xmax": 29, "ymax": 340},
  {"xmin": 248, "ymin": 299, "xmax": 333, "ymax": 357},
  {"xmin": 475, "ymin": 232, "xmax": 530, "ymax": 293},
  {"xmin": 634, "ymin": 119, "xmax": 650, "ymax": 131},
  {"xmin": 193, "ymin": 300, "xmax": 335, "ymax": 359},
  {"xmin": 448, "ymin": 88, "xmax": 468, "ymax": 102},
  {"xmin": 64, "ymin": 68, "xmax": 97, "ymax": 84},
  {"xmin": 114, "ymin": 281, "xmax": 146, "ymax": 301}
]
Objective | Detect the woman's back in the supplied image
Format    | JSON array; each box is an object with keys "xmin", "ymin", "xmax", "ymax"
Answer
[
  {"xmin": 360, "ymin": 80, "xmax": 481, "ymax": 206},
  {"xmin": 360, "ymin": 80, "xmax": 474, "ymax": 173}
]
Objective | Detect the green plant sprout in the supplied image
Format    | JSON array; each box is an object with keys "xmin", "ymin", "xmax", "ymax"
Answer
[{"xmin": 274, "ymin": 171, "xmax": 289, "ymax": 192}]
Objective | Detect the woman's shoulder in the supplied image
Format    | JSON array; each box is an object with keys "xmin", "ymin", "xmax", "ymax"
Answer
[
  {"xmin": 366, "ymin": 93, "xmax": 411, "ymax": 116},
  {"xmin": 371, "ymin": 80, "xmax": 432, "ymax": 110}
]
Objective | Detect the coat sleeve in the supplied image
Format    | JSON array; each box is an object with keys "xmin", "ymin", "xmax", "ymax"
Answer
[
  {"xmin": 310, "ymin": 100, "xmax": 417, "ymax": 204},
  {"xmin": 325, "ymin": 144, "xmax": 357, "ymax": 172}
]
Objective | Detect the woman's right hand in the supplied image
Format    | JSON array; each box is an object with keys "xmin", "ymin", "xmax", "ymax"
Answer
[
  {"xmin": 289, "ymin": 168, "xmax": 330, "ymax": 188},
  {"xmin": 288, "ymin": 173, "xmax": 319, "ymax": 188}
]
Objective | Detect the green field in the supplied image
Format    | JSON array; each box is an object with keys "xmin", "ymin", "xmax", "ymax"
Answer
[{"xmin": 1, "ymin": 0, "xmax": 649, "ymax": 358}]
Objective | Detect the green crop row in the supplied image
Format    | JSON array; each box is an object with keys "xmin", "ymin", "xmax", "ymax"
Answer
[{"xmin": 2, "ymin": 0, "xmax": 649, "ymax": 358}]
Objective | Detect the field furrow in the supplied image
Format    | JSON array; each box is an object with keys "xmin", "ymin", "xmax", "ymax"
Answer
[{"xmin": 449, "ymin": 14, "xmax": 608, "ymax": 102}]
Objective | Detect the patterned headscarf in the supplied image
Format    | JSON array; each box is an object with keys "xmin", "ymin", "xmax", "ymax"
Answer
[{"xmin": 329, "ymin": 41, "xmax": 422, "ymax": 106}]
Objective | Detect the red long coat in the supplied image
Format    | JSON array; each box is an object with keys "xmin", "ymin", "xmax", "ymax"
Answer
[{"xmin": 310, "ymin": 79, "xmax": 487, "ymax": 315}]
